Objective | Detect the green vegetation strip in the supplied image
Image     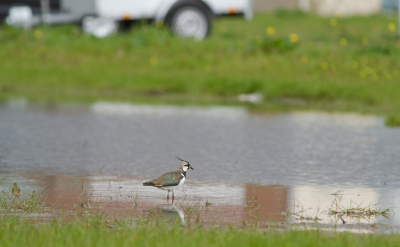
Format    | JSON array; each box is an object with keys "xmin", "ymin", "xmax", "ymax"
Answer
[
  {"xmin": 0, "ymin": 12, "xmax": 400, "ymax": 124},
  {"xmin": 0, "ymin": 218, "xmax": 399, "ymax": 247},
  {"xmin": 385, "ymin": 114, "xmax": 400, "ymax": 126}
]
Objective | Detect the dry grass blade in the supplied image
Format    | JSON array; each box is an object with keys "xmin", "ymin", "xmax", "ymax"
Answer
[{"xmin": 327, "ymin": 192, "xmax": 391, "ymax": 219}]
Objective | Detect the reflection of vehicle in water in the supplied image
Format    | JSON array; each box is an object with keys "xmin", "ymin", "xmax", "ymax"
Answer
[
  {"xmin": 4, "ymin": 0, "xmax": 253, "ymax": 39},
  {"xmin": 145, "ymin": 204, "xmax": 185, "ymax": 224}
]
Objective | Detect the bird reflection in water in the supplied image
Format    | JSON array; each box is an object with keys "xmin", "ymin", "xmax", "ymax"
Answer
[{"xmin": 144, "ymin": 203, "xmax": 185, "ymax": 225}]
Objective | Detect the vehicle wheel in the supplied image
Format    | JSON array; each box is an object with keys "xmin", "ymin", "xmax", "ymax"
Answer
[
  {"xmin": 167, "ymin": 2, "xmax": 211, "ymax": 40},
  {"xmin": 81, "ymin": 16, "xmax": 118, "ymax": 38}
]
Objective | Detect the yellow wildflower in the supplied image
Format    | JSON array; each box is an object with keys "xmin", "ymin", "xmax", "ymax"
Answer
[
  {"xmin": 289, "ymin": 34, "xmax": 298, "ymax": 43},
  {"xmin": 388, "ymin": 23, "xmax": 396, "ymax": 32},
  {"xmin": 329, "ymin": 19, "xmax": 337, "ymax": 27},
  {"xmin": 34, "ymin": 30, "xmax": 43, "ymax": 39},
  {"xmin": 340, "ymin": 38, "xmax": 347, "ymax": 46},
  {"xmin": 266, "ymin": 26, "xmax": 275, "ymax": 35}
]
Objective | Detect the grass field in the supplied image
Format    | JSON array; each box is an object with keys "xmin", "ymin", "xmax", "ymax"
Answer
[
  {"xmin": 0, "ymin": 217, "xmax": 400, "ymax": 247},
  {"xmin": 0, "ymin": 12, "xmax": 399, "ymax": 122}
]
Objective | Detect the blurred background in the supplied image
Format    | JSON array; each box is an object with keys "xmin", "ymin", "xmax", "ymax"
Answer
[
  {"xmin": 1, "ymin": 0, "xmax": 399, "ymax": 20},
  {"xmin": 0, "ymin": 0, "xmax": 399, "ymax": 122}
]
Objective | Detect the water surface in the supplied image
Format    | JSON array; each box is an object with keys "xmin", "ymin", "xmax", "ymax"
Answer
[{"xmin": 1, "ymin": 100, "xmax": 399, "ymax": 232}]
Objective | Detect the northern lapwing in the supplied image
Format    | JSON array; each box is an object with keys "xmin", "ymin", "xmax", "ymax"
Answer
[{"xmin": 143, "ymin": 157, "xmax": 194, "ymax": 201}]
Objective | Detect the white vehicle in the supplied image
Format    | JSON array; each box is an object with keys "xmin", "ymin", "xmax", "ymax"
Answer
[{"xmin": 6, "ymin": 0, "xmax": 253, "ymax": 40}]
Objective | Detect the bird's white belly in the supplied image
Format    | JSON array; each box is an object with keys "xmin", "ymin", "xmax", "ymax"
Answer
[
  {"xmin": 159, "ymin": 176, "xmax": 185, "ymax": 191},
  {"xmin": 176, "ymin": 176, "xmax": 186, "ymax": 189}
]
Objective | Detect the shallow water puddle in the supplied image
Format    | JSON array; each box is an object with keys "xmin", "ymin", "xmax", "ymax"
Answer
[
  {"xmin": 1, "ymin": 172, "xmax": 398, "ymax": 233},
  {"xmin": 1, "ymin": 100, "xmax": 400, "ymax": 232}
]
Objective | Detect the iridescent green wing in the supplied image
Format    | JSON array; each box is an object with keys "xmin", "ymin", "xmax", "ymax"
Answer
[{"xmin": 154, "ymin": 171, "xmax": 183, "ymax": 187}]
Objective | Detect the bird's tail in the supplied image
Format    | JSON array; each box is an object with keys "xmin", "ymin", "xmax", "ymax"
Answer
[{"xmin": 143, "ymin": 181, "xmax": 155, "ymax": 186}]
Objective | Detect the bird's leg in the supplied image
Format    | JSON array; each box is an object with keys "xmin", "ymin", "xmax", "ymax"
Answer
[
  {"xmin": 172, "ymin": 191, "xmax": 175, "ymax": 199},
  {"xmin": 167, "ymin": 191, "xmax": 169, "ymax": 202}
]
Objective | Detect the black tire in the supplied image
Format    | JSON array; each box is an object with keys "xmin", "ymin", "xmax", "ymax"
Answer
[{"xmin": 166, "ymin": 0, "xmax": 212, "ymax": 40}]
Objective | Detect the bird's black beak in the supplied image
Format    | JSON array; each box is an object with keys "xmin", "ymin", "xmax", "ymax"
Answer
[{"xmin": 190, "ymin": 165, "xmax": 194, "ymax": 170}]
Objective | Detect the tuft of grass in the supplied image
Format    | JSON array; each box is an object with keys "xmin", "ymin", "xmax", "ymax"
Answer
[
  {"xmin": 255, "ymin": 36, "xmax": 299, "ymax": 53},
  {"xmin": 385, "ymin": 114, "xmax": 400, "ymax": 127},
  {"xmin": 327, "ymin": 193, "xmax": 391, "ymax": 219},
  {"xmin": 0, "ymin": 183, "xmax": 50, "ymax": 213}
]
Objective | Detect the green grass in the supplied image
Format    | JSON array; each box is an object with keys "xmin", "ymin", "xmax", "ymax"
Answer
[
  {"xmin": 0, "ymin": 12, "xmax": 400, "ymax": 123},
  {"xmin": 1, "ymin": 217, "xmax": 400, "ymax": 247},
  {"xmin": 385, "ymin": 114, "xmax": 400, "ymax": 126},
  {"xmin": 0, "ymin": 187, "xmax": 48, "ymax": 214}
]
